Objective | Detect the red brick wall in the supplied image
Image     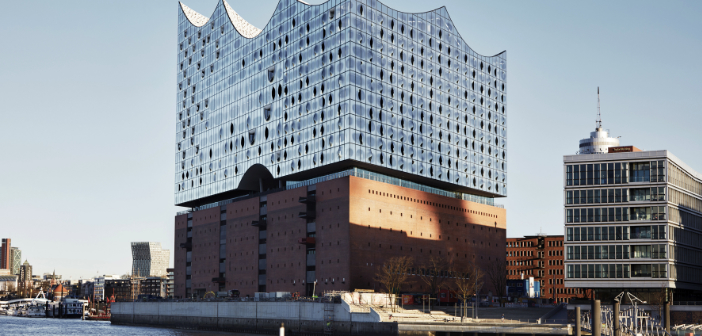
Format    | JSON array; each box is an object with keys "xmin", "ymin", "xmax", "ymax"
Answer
[
  {"xmin": 173, "ymin": 214, "xmax": 188, "ymax": 298},
  {"xmin": 225, "ymin": 197, "xmax": 260, "ymax": 297},
  {"xmin": 348, "ymin": 176, "xmax": 507, "ymax": 294},
  {"xmin": 190, "ymin": 207, "xmax": 221, "ymax": 293},
  {"xmin": 506, "ymin": 235, "xmax": 585, "ymax": 302},
  {"xmin": 174, "ymin": 176, "xmax": 507, "ymax": 298},
  {"xmin": 311, "ymin": 178, "xmax": 352, "ymax": 292},
  {"xmin": 263, "ymin": 187, "xmax": 308, "ymax": 295}
]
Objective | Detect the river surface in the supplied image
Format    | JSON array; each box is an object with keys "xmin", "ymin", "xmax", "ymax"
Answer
[{"xmin": 0, "ymin": 316, "xmax": 259, "ymax": 336}]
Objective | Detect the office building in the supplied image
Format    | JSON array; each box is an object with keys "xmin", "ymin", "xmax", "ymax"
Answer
[
  {"xmin": 507, "ymin": 234, "xmax": 587, "ymax": 303},
  {"xmin": 140, "ymin": 277, "xmax": 168, "ymax": 299},
  {"xmin": 105, "ymin": 279, "xmax": 132, "ymax": 302},
  {"xmin": 1, "ymin": 239, "xmax": 10, "ymax": 270},
  {"xmin": 174, "ymin": 0, "xmax": 508, "ymax": 298},
  {"xmin": 564, "ymin": 126, "xmax": 702, "ymax": 302},
  {"xmin": 131, "ymin": 242, "xmax": 171, "ymax": 277},
  {"xmin": 10, "ymin": 247, "xmax": 21, "ymax": 275}
]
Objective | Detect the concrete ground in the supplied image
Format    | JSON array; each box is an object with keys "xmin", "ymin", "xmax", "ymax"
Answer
[{"xmin": 403, "ymin": 305, "xmax": 555, "ymax": 323}]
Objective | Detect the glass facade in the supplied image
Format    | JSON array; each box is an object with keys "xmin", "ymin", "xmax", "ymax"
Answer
[
  {"xmin": 563, "ymin": 151, "xmax": 702, "ymax": 291},
  {"xmin": 175, "ymin": 0, "xmax": 507, "ymax": 206},
  {"xmin": 131, "ymin": 242, "xmax": 171, "ymax": 278}
]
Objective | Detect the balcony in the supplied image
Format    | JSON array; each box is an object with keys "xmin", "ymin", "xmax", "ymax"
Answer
[
  {"xmin": 298, "ymin": 237, "xmax": 316, "ymax": 245},
  {"xmin": 299, "ymin": 211, "xmax": 315, "ymax": 219},
  {"xmin": 211, "ymin": 277, "xmax": 225, "ymax": 284},
  {"xmin": 179, "ymin": 242, "xmax": 192, "ymax": 249},
  {"xmin": 251, "ymin": 219, "xmax": 267, "ymax": 227},
  {"xmin": 299, "ymin": 195, "xmax": 316, "ymax": 204}
]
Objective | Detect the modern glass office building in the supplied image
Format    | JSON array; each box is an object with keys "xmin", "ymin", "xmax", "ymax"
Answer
[
  {"xmin": 563, "ymin": 144, "xmax": 702, "ymax": 301},
  {"xmin": 131, "ymin": 242, "xmax": 171, "ymax": 278},
  {"xmin": 175, "ymin": 0, "xmax": 507, "ymax": 208}
]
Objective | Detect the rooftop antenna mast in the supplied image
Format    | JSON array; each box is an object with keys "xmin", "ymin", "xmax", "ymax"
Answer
[{"xmin": 596, "ymin": 87, "xmax": 602, "ymax": 129}]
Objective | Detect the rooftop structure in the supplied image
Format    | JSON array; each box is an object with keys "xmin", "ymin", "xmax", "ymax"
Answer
[{"xmin": 577, "ymin": 89, "xmax": 619, "ymax": 155}]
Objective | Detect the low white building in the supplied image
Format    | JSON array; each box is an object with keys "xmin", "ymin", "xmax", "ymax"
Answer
[{"xmin": 0, "ymin": 275, "xmax": 18, "ymax": 292}]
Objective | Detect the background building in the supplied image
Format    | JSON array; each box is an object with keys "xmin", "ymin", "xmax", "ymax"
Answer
[
  {"xmin": 81, "ymin": 280, "xmax": 94, "ymax": 300},
  {"xmin": 131, "ymin": 242, "xmax": 170, "ymax": 277},
  {"xmin": 140, "ymin": 277, "xmax": 167, "ymax": 299},
  {"xmin": 166, "ymin": 268, "xmax": 175, "ymax": 299},
  {"xmin": 0, "ymin": 275, "xmax": 18, "ymax": 292},
  {"xmin": 506, "ymin": 234, "xmax": 586, "ymax": 303},
  {"xmin": 564, "ymin": 138, "xmax": 702, "ymax": 302},
  {"xmin": 174, "ymin": 0, "xmax": 508, "ymax": 299},
  {"xmin": 10, "ymin": 247, "xmax": 21, "ymax": 275},
  {"xmin": 19, "ymin": 260, "xmax": 32, "ymax": 290},
  {"xmin": 105, "ymin": 279, "xmax": 132, "ymax": 302},
  {"xmin": 93, "ymin": 274, "xmax": 119, "ymax": 301},
  {"xmin": 1, "ymin": 238, "xmax": 10, "ymax": 270}
]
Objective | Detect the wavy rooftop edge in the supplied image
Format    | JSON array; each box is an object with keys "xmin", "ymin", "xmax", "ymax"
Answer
[
  {"xmin": 179, "ymin": 0, "xmax": 505, "ymax": 58},
  {"xmin": 180, "ymin": 0, "xmax": 262, "ymax": 38}
]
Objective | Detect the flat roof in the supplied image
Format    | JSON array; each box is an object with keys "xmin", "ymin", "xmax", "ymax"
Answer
[{"xmin": 564, "ymin": 150, "xmax": 701, "ymax": 182}]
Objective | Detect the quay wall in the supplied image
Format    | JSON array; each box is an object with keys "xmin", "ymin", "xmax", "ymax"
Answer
[{"xmin": 111, "ymin": 301, "xmax": 395, "ymax": 335}]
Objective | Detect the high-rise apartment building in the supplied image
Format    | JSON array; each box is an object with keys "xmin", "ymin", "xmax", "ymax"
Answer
[
  {"xmin": 174, "ymin": 0, "xmax": 508, "ymax": 298},
  {"xmin": 19, "ymin": 260, "xmax": 32, "ymax": 290},
  {"xmin": 10, "ymin": 247, "xmax": 21, "ymax": 275},
  {"xmin": 564, "ymin": 128, "xmax": 702, "ymax": 302},
  {"xmin": 131, "ymin": 242, "xmax": 171, "ymax": 277},
  {"xmin": 1, "ymin": 239, "xmax": 10, "ymax": 270}
]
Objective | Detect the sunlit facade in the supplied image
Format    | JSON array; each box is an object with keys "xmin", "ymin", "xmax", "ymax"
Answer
[{"xmin": 564, "ymin": 149, "xmax": 702, "ymax": 301}]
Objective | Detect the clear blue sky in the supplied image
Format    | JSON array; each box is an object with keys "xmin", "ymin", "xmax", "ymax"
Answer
[{"xmin": 0, "ymin": 0, "xmax": 700, "ymax": 279}]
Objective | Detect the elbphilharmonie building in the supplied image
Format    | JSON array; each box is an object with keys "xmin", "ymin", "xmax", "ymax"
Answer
[
  {"xmin": 175, "ymin": 0, "xmax": 507, "ymax": 208},
  {"xmin": 174, "ymin": 0, "xmax": 507, "ymax": 299}
]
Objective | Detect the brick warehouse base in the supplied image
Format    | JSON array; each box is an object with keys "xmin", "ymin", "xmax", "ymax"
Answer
[{"xmin": 174, "ymin": 175, "xmax": 506, "ymax": 298}]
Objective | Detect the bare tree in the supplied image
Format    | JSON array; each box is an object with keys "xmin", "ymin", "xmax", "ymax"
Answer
[
  {"xmin": 6, "ymin": 283, "xmax": 16, "ymax": 295},
  {"xmin": 648, "ymin": 284, "xmax": 667, "ymax": 319},
  {"xmin": 452, "ymin": 259, "xmax": 483, "ymax": 319},
  {"xmin": 418, "ymin": 256, "xmax": 449, "ymax": 311},
  {"xmin": 375, "ymin": 256, "xmax": 414, "ymax": 312},
  {"xmin": 485, "ymin": 258, "xmax": 507, "ymax": 307}
]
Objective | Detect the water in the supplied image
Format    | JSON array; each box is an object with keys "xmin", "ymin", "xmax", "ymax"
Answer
[{"xmin": 0, "ymin": 316, "xmax": 258, "ymax": 336}]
